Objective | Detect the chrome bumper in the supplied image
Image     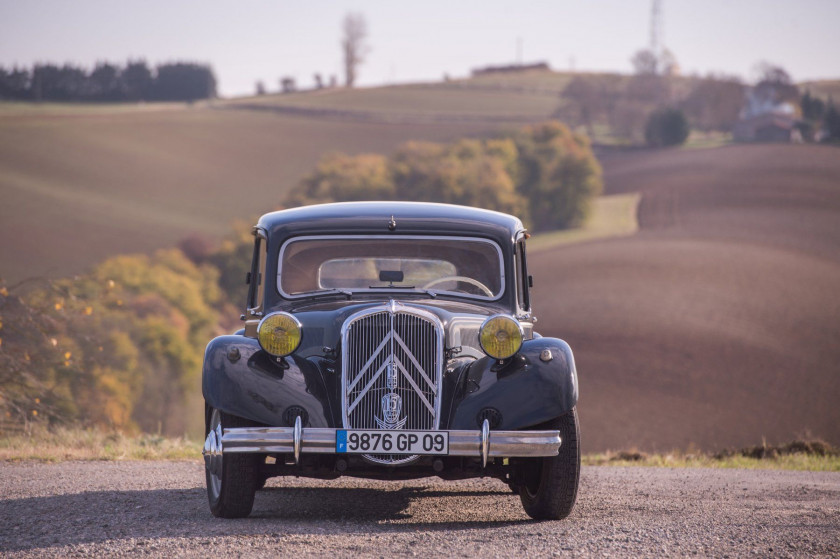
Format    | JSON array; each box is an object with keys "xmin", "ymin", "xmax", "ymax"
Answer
[{"xmin": 204, "ymin": 418, "xmax": 561, "ymax": 473}]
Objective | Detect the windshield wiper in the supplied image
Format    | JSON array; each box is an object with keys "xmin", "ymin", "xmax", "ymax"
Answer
[
  {"xmin": 368, "ymin": 285, "xmax": 436, "ymax": 299},
  {"xmin": 307, "ymin": 289, "xmax": 353, "ymax": 301}
]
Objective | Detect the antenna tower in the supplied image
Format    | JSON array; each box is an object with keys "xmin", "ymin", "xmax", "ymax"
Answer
[{"xmin": 650, "ymin": 0, "xmax": 663, "ymax": 59}]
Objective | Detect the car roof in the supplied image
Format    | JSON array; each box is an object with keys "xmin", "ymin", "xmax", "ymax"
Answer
[{"xmin": 256, "ymin": 201, "xmax": 526, "ymax": 245}]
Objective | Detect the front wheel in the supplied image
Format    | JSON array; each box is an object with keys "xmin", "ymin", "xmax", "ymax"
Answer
[
  {"xmin": 204, "ymin": 406, "xmax": 259, "ymax": 518},
  {"xmin": 517, "ymin": 408, "xmax": 581, "ymax": 520}
]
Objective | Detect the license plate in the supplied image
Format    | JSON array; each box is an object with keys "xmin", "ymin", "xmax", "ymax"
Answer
[{"xmin": 336, "ymin": 430, "xmax": 449, "ymax": 455}]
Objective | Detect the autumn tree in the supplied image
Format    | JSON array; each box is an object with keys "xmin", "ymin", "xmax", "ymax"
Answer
[
  {"xmin": 514, "ymin": 122, "xmax": 603, "ymax": 230},
  {"xmin": 341, "ymin": 13, "xmax": 369, "ymax": 88},
  {"xmin": 283, "ymin": 122, "xmax": 601, "ymax": 232},
  {"xmin": 389, "ymin": 139, "xmax": 527, "ymax": 218},
  {"xmin": 1, "ymin": 249, "xmax": 227, "ymax": 436},
  {"xmin": 288, "ymin": 153, "xmax": 394, "ymax": 207}
]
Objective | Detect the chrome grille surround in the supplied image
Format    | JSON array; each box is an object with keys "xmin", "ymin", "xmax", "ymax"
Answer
[{"xmin": 341, "ymin": 300, "xmax": 444, "ymax": 465}]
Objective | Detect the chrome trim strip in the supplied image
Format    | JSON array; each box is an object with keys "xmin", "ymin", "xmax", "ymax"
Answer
[
  {"xmin": 346, "ymin": 359, "xmax": 390, "ymax": 415},
  {"xmin": 277, "ymin": 234, "xmax": 506, "ymax": 302},
  {"xmin": 221, "ymin": 427, "xmax": 562, "ymax": 458},
  {"xmin": 394, "ymin": 356, "xmax": 435, "ymax": 414},
  {"xmin": 480, "ymin": 418, "xmax": 490, "ymax": 468},
  {"xmin": 394, "ymin": 334, "xmax": 437, "ymax": 393},
  {"xmin": 346, "ymin": 335, "xmax": 392, "ymax": 393},
  {"xmin": 293, "ymin": 415, "xmax": 302, "ymax": 464}
]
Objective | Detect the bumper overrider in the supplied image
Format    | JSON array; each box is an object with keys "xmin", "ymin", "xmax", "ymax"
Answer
[{"xmin": 204, "ymin": 417, "xmax": 561, "ymax": 476}]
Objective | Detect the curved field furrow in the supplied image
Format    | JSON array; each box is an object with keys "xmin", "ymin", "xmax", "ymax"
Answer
[{"xmin": 532, "ymin": 144, "xmax": 840, "ymax": 452}]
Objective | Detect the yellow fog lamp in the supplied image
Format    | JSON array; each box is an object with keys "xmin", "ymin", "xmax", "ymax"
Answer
[
  {"xmin": 257, "ymin": 312, "xmax": 302, "ymax": 356},
  {"xmin": 479, "ymin": 315, "xmax": 523, "ymax": 360}
]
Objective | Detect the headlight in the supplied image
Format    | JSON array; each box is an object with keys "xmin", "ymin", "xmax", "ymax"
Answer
[
  {"xmin": 479, "ymin": 315, "xmax": 523, "ymax": 360},
  {"xmin": 257, "ymin": 312, "xmax": 302, "ymax": 356}
]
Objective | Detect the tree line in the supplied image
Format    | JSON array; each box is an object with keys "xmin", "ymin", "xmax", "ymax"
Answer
[
  {"xmin": 0, "ymin": 60, "xmax": 217, "ymax": 102},
  {"xmin": 560, "ymin": 72, "xmax": 744, "ymax": 143},
  {"xmin": 286, "ymin": 121, "xmax": 603, "ymax": 232},
  {"xmin": 560, "ymin": 60, "xmax": 840, "ymax": 146}
]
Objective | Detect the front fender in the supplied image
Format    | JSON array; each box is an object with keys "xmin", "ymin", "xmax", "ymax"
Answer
[
  {"xmin": 448, "ymin": 337, "xmax": 578, "ymax": 430},
  {"xmin": 202, "ymin": 335, "xmax": 337, "ymax": 428}
]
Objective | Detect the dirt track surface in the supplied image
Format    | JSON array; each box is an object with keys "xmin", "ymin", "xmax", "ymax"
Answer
[
  {"xmin": 531, "ymin": 144, "xmax": 840, "ymax": 452},
  {"xmin": 1, "ymin": 461, "xmax": 838, "ymax": 557}
]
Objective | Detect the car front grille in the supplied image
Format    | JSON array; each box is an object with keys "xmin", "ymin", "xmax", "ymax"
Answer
[{"xmin": 341, "ymin": 301, "xmax": 443, "ymax": 465}]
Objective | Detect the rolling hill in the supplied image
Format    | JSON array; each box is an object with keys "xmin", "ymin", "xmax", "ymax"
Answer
[
  {"xmin": 0, "ymin": 102, "xmax": 534, "ymax": 285},
  {"xmin": 1, "ymin": 74, "xmax": 839, "ymax": 453}
]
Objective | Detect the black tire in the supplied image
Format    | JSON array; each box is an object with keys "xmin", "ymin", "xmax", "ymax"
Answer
[
  {"xmin": 518, "ymin": 408, "xmax": 581, "ymax": 520},
  {"xmin": 205, "ymin": 406, "xmax": 259, "ymax": 518},
  {"xmin": 256, "ymin": 474, "xmax": 270, "ymax": 491}
]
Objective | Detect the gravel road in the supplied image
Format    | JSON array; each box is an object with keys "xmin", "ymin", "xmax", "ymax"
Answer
[{"xmin": 1, "ymin": 461, "xmax": 838, "ymax": 557}]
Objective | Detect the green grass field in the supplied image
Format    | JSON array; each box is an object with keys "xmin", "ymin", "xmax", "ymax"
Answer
[{"xmin": 528, "ymin": 193, "xmax": 640, "ymax": 251}]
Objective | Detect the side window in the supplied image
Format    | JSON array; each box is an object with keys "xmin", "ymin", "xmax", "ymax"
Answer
[
  {"xmin": 515, "ymin": 240, "xmax": 531, "ymax": 312},
  {"xmin": 246, "ymin": 235, "xmax": 266, "ymax": 314}
]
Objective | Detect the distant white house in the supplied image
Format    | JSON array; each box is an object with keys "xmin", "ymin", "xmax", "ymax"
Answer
[{"xmin": 733, "ymin": 87, "xmax": 799, "ymax": 142}]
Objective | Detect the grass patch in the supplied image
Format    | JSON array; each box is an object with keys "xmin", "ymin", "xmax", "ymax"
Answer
[
  {"xmin": 0, "ymin": 100, "xmax": 193, "ymax": 117},
  {"xmin": 0, "ymin": 425, "xmax": 200, "ymax": 462},
  {"xmin": 222, "ymin": 83, "xmax": 558, "ymax": 118},
  {"xmin": 583, "ymin": 440, "xmax": 840, "ymax": 472},
  {"xmin": 682, "ymin": 130, "xmax": 733, "ymax": 150},
  {"xmin": 528, "ymin": 192, "xmax": 640, "ymax": 252},
  {"xmin": 4, "ymin": 426, "xmax": 837, "ymax": 472}
]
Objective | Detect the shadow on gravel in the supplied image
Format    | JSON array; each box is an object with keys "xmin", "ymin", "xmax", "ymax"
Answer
[
  {"xmin": 0, "ymin": 486, "xmax": 525, "ymax": 552},
  {"xmin": 254, "ymin": 486, "xmax": 523, "ymax": 527}
]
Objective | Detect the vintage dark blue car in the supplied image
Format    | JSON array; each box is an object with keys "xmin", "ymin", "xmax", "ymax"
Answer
[{"xmin": 202, "ymin": 201, "xmax": 580, "ymax": 519}]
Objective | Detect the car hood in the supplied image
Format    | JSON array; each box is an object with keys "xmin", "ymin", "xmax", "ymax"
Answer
[{"xmin": 279, "ymin": 297, "xmax": 509, "ymax": 357}]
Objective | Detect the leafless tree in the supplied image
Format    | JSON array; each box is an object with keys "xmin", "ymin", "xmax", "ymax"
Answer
[
  {"xmin": 680, "ymin": 75, "xmax": 745, "ymax": 132},
  {"xmin": 752, "ymin": 61, "xmax": 799, "ymax": 105},
  {"xmin": 341, "ymin": 12, "xmax": 369, "ymax": 88},
  {"xmin": 280, "ymin": 76, "xmax": 296, "ymax": 93},
  {"xmin": 631, "ymin": 49, "xmax": 659, "ymax": 75},
  {"xmin": 563, "ymin": 76, "xmax": 604, "ymax": 136}
]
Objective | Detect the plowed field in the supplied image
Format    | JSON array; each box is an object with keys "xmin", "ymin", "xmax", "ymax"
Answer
[{"xmin": 530, "ymin": 144, "xmax": 840, "ymax": 452}]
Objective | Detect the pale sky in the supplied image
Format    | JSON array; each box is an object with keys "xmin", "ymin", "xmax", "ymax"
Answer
[{"xmin": 1, "ymin": 0, "xmax": 838, "ymax": 97}]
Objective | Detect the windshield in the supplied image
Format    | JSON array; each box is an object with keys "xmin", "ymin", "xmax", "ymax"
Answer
[{"xmin": 278, "ymin": 235, "xmax": 504, "ymax": 299}]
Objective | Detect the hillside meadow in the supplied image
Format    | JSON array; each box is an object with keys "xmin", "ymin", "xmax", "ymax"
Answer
[{"xmin": 0, "ymin": 101, "xmax": 523, "ymax": 285}]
